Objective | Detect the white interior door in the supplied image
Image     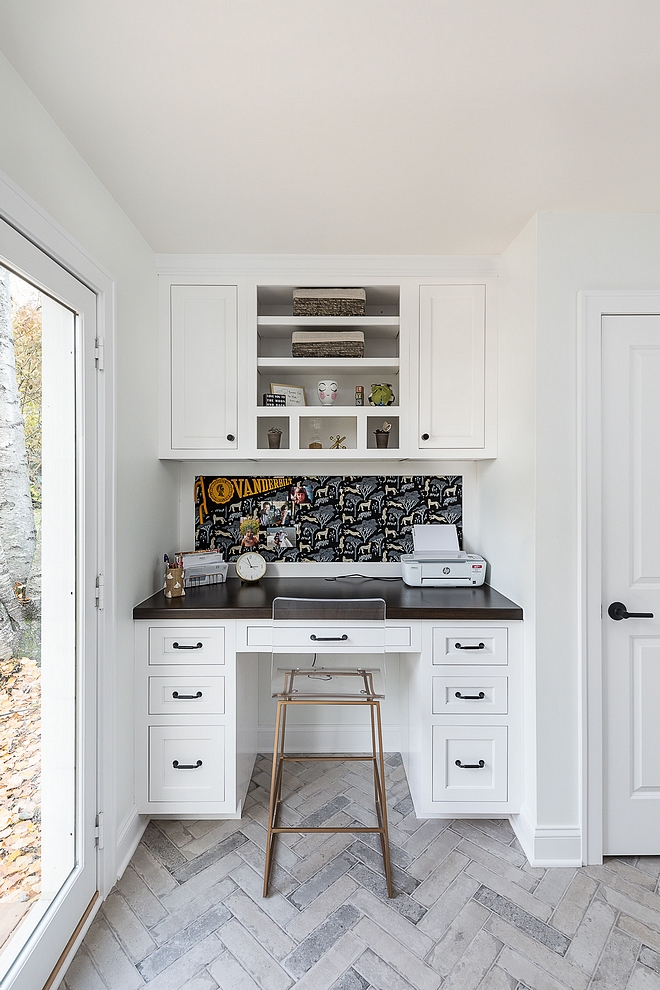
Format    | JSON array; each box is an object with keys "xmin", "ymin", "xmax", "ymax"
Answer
[{"xmin": 602, "ymin": 315, "xmax": 660, "ymax": 854}]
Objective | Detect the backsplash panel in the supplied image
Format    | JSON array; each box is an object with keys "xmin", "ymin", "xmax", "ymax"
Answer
[{"xmin": 195, "ymin": 475, "xmax": 462, "ymax": 562}]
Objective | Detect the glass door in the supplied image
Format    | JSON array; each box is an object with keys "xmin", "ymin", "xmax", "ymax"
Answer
[{"xmin": 0, "ymin": 220, "xmax": 98, "ymax": 990}]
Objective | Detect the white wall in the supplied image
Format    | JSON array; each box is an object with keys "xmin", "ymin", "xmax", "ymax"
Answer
[{"xmin": 0, "ymin": 53, "xmax": 178, "ymax": 874}]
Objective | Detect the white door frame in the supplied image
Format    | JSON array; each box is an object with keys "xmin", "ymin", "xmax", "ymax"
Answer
[
  {"xmin": 0, "ymin": 171, "xmax": 116, "ymax": 959},
  {"xmin": 579, "ymin": 290, "xmax": 660, "ymax": 864}
]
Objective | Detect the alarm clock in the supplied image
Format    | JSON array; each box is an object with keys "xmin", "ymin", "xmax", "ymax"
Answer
[{"xmin": 235, "ymin": 551, "xmax": 267, "ymax": 583}]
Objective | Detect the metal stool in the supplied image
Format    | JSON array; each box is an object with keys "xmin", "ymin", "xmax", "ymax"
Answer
[{"xmin": 263, "ymin": 597, "xmax": 393, "ymax": 897}]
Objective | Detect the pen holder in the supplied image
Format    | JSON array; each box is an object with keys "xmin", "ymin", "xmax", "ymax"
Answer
[{"xmin": 164, "ymin": 567, "xmax": 185, "ymax": 598}]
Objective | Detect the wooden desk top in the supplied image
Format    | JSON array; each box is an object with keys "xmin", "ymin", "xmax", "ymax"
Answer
[{"xmin": 133, "ymin": 578, "xmax": 523, "ymax": 621}]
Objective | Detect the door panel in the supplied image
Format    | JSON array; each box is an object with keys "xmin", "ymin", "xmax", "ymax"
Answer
[{"xmin": 602, "ymin": 316, "xmax": 660, "ymax": 854}]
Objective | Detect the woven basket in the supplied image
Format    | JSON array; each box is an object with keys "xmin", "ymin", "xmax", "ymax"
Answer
[{"xmin": 293, "ymin": 288, "xmax": 366, "ymax": 317}]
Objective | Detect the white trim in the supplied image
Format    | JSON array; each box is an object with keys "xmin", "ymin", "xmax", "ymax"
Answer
[
  {"xmin": 155, "ymin": 253, "xmax": 501, "ymax": 278},
  {"xmin": 579, "ymin": 290, "xmax": 660, "ymax": 865},
  {"xmin": 0, "ymin": 166, "xmax": 118, "ymax": 898},
  {"xmin": 511, "ymin": 806, "xmax": 582, "ymax": 867},
  {"xmin": 115, "ymin": 808, "xmax": 149, "ymax": 882}
]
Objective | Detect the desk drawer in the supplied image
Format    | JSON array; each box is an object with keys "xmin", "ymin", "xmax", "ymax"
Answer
[
  {"xmin": 432, "ymin": 675, "xmax": 508, "ymax": 715},
  {"xmin": 246, "ymin": 623, "xmax": 415, "ymax": 651},
  {"xmin": 432, "ymin": 725, "xmax": 507, "ymax": 802},
  {"xmin": 149, "ymin": 725, "xmax": 225, "ymax": 803},
  {"xmin": 433, "ymin": 627, "xmax": 507, "ymax": 665},
  {"xmin": 149, "ymin": 627, "xmax": 225, "ymax": 665},
  {"xmin": 148, "ymin": 675, "xmax": 225, "ymax": 715}
]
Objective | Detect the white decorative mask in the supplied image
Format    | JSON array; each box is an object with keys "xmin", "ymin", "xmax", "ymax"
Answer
[{"xmin": 317, "ymin": 380, "xmax": 338, "ymax": 405}]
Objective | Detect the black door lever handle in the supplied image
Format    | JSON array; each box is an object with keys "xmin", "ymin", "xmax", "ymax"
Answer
[{"xmin": 608, "ymin": 602, "xmax": 654, "ymax": 621}]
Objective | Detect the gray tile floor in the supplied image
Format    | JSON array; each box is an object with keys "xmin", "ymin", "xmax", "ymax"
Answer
[{"xmin": 63, "ymin": 755, "xmax": 660, "ymax": 989}]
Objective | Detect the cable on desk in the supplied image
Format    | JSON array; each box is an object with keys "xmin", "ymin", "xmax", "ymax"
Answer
[{"xmin": 324, "ymin": 573, "xmax": 401, "ymax": 582}]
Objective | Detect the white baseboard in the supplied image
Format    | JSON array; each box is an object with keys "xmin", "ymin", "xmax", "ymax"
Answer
[
  {"xmin": 115, "ymin": 805, "xmax": 149, "ymax": 881},
  {"xmin": 257, "ymin": 725, "xmax": 401, "ymax": 754},
  {"xmin": 511, "ymin": 805, "xmax": 582, "ymax": 867}
]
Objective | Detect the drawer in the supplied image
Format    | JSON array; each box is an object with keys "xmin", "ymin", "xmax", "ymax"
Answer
[
  {"xmin": 433, "ymin": 627, "xmax": 508, "ymax": 665},
  {"xmin": 149, "ymin": 627, "xmax": 225, "ymax": 665},
  {"xmin": 148, "ymin": 675, "xmax": 225, "ymax": 715},
  {"xmin": 432, "ymin": 725, "xmax": 508, "ymax": 802},
  {"xmin": 432, "ymin": 675, "xmax": 508, "ymax": 715},
  {"xmin": 246, "ymin": 623, "xmax": 415, "ymax": 652},
  {"xmin": 149, "ymin": 725, "xmax": 225, "ymax": 803}
]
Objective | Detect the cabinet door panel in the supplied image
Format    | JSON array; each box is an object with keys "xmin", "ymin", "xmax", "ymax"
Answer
[
  {"xmin": 419, "ymin": 284, "xmax": 485, "ymax": 449},
  {"xmin": 171, "ymin": 284, "xmax": 238, "ymax": 449}
]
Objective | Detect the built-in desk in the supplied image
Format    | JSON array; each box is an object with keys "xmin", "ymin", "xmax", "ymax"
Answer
[{"xmin": 134, "ymin": 579, "xmax": 523, "ymax": 821}]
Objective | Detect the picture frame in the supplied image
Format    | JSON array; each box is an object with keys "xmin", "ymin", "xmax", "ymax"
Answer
[{"xmin": 270, "ymin": 383, "xmax": 306, "ymax": 406}]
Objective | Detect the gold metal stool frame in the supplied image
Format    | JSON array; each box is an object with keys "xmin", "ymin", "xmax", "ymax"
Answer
[{"xmin": 263, "ymin": 599, "xmax": 393, "ymax": 898}]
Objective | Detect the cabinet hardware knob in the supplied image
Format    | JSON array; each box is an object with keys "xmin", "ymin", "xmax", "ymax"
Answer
[
  {"xmin": 421, "ymin": 433, "xmax": 429, "ymax": 441},
  {"xmin": 454, "ymin": 691, "xmax": 485, "ymax": 700},
  {"xmin": 455, "ymin": 642, "xmax": 485, "ymax": 650},
  {"xmin": 172, "ymin": 759, "xmax": 203, "ymax": 769},
  {"xmin": 172, "ymin": 691, "xmax": 203, "ymax": 699},
  {"xmin": 607, "ymin": 601, "xmax": 654, "ymax": 620},
  {"xmin": 310, "ymin": 634, "xmax": 348, "ymax": 641},
  {"xmin": 455, "ymin": 759, "xmax": 485, "ymax": 769},
  {"xmin": 227, "ymin": 434, "xmax": 235, "ymax": 442},
  {"xmin": 172, "ymin": 642, "xmax": 203, "ymax": 650}
]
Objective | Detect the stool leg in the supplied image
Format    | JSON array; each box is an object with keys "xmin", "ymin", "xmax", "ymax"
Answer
[
  {"xmin": 264, "ymin": 700, "xmax": 285, "ymax": 896},
  {"xmin": 373, "ymin": 700, "xmax": 393, "ymax": 897}
]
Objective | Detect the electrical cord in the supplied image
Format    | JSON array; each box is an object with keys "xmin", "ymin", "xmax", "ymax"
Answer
[{"xmin": 324, "ymin": 573, "xmax": 401, "ymax": 581}]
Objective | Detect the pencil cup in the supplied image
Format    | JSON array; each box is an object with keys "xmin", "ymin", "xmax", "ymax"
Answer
[{"xmin": 164, "ymin": 567, "xmax": 185, "ymax": 597}]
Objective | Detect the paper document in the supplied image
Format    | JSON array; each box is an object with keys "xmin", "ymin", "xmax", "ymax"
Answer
[{"xmin": 412, "ymin": 524, "xmax": 462, "ymax": 557}]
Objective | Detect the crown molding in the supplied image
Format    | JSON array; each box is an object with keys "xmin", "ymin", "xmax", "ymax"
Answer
[{"xmin": 155, "ymin": 252, "xmax": 501, "ymax": 278}]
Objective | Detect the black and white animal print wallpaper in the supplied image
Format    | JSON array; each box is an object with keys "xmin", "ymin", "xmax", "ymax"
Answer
[{"xmin": 195, "ymin": 476, "xmax": 462, "ymax": 562}]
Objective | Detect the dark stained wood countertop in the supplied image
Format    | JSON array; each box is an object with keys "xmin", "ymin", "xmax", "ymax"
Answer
[{"xmin": 133, "ymin": 578, "xmax": 523, "ymax": 621}]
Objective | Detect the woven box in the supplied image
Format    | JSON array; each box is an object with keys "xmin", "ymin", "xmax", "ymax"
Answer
[
  {"xmin": 292, "ymin": 331, "xmax": 365, "ymax": 358},
  {"xmin": 293, "ymin": 287, "xmax": 366, "ymax": 317}
]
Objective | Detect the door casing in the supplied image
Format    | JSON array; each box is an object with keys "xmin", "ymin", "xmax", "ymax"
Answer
[{"xmin": 579, "ymin": 290, "xmax": 660, "ymax": 864}]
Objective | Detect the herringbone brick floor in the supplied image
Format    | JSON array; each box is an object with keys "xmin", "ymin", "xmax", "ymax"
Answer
[{"xmin": 63, "ymin": 755, "xmax": 660, "ymax": 989}]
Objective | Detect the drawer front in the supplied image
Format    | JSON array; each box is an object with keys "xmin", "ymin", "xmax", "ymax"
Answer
[
  {"xmin": 432, "ymin": 675, "xmax": 508, "ymax": 715},
  {"xmin": 433, "ymin": 627, "xmax": 508, "ymax": 665},
  {"xmin": 432, "ymin": 725, "xmax": 508, "ymax": 802},
  {"xmin": 148, "ymin": 676, "xmax": 225, "ymax": 715},
  {"xmin": 149, "ymin": 627, "xmax": 225, "ymax": 665},
  {"xmin": 247, "ymin": 624, "xmax": 414, "ymax": 652},
  {"xmin": 149, "ymin": 725, "xmax": 225, "ymax": 802}
]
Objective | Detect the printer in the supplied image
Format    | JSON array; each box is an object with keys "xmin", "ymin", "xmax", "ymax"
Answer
[{"xmin": 401, "ymin": 525, "xmax": 486, "ymax": 587}]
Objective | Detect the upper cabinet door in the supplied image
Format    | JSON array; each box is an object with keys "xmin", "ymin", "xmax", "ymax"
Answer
[
  {"xmin": 170, "ymin": 284, "xmax": 238, "ymax": 450},
  {"xmin": 418, "ymin": 284, "xmax": 487, "ymax": 451}
]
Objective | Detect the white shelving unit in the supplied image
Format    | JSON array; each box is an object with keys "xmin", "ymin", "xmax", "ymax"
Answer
[{"xmin": 255, "ymin": 284, "xmax": 402, "ymax": 457}]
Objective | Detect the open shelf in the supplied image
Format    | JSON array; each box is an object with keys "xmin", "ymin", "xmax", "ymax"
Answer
[{"xmin": 256, "ymin": 407, "xmax": 401, "ymax": 455}]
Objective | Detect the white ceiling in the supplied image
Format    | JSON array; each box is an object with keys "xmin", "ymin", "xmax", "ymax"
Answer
[{"xmin": 1, "ymin": 0, "xmax": 659, "ymax": 255}]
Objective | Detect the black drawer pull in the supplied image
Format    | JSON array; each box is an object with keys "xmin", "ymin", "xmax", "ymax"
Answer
[
  {"xmin": 454, "ymin": 643, "xmax": 485, "ymax": 651},
  {"xmin": 172, "ymin": 642, "xmax": 203, "ymax": 650},
  {"xmin": 310, "ymin": 634, "xmax": 348, "ymax": 642},
  {"xmin": 172, "ymin": 691, "xmax": 203, "ymax": 700},
  {"xmin": 172, "ymin": 759, "xmax": 203, "ymax": 769},
  {"xmin": 455, "ymin": 691, "xmax": 485, "ymax": 700},
  {"xmin": 455, "ymin": 759, "xmax": 485, "ymax": 769}
]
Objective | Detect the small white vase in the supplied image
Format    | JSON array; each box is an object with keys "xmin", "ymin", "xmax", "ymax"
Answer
[{"xmin": 317, "ymin": 380, "xmax": 338, "ymax": 405}]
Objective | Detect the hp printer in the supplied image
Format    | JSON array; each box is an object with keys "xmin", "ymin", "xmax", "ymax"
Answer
[{"xmin": 401, "ymin": 525, "xmax": 486, "ymax": 587}]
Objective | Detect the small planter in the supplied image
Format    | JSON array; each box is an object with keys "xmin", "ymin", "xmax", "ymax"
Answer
[
  {"xmin": 267, "ymin": 428, "xmax": 282, "ymax": 449},
  {"xmin": 374, "ymin": 431, "xmax": 390, "ymax": 449}
]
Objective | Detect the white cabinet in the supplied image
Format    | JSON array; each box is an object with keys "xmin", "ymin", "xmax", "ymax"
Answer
[
  {"xmin": 157, "ymin": 266, "xmax": 497, "ymax": 460},
  {"xmin": 161, "ymin": 283, "xmax": 238, "ymax": 456},
  {"xmin": 403, "ymin": 620, "xmax": 521, "ymax": 817},
  {"xmin": 417, "ymin": 284, "xmax": 497, "ymax": 457},
  {"xmin": 135, "ymin": 620, "xmax": 257, "ymax": 817}
]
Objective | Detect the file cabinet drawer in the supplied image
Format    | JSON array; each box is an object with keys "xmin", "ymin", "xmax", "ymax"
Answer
[
  {"xmin": 432, "ymin": 675, "xmax": 508, "ymax": 715},
  {"xmin": 433, "ymin": 627, "xmax": 508, "ymax": 665},
  {"xmin": 149, "ymin": 725, "xmax": 225, "ymax": 803},
  {"xmin": 432, "ymin": 725, "xmax": 508, "ymax": 802},
  {"xmin": 148, "ymin": 675, "xmax": 225, "ymax": 715},
  {"xmin": 149, "ymin": 627, "xmax": 225, "ymax": 665}
]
